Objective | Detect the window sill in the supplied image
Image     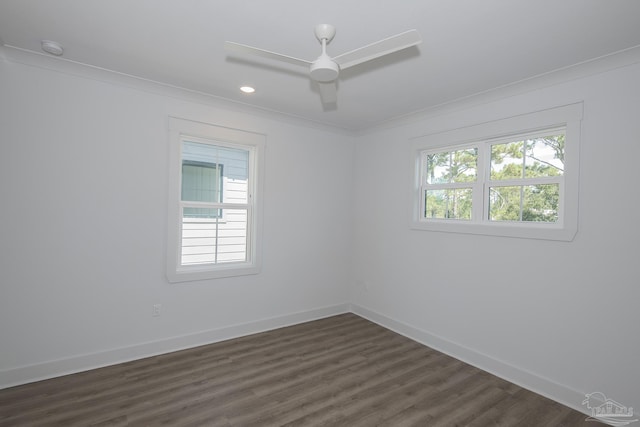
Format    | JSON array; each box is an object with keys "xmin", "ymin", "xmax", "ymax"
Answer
[
  {"xmin": 410, "ymin": 219, "xmax": 577, "ymax": 241},
  {"xmin": 167, "ymin": 262, "xmax": 261, "ymax": 283}
]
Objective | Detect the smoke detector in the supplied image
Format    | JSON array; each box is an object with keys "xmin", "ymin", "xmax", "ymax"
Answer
[{"xmin": 41, "ymin": 40, "xmax": 64, "ymax": 56}]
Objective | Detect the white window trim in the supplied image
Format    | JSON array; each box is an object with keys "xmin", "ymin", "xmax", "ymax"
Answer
[
  {"xmin": 410, "ymin": 103, "xmax": 582, "ymax": 241},
  {"xmin": 166, "ymin": 117, "xmax": 265, "ymax": 282}
]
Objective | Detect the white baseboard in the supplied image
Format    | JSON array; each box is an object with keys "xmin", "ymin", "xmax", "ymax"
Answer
[
  {"xmin": 0, "ymin": 301, "xmax": 593, "ymax": 419},
  {"xmin": 349, "ymin": 303, "xmax": 590, "ymax": 417},
  {"xmin": 0, "ymin": 303, "xmax": 349, "ymax": 390}
]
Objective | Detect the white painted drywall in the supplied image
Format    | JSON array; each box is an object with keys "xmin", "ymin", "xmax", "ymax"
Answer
[
  {"xmin": 351, "ymin": 61, "xmax": 640, "ymax": 413},
  {"xmin": 0, "ymin": 56, "xmax": 353, "ymax": 384}
]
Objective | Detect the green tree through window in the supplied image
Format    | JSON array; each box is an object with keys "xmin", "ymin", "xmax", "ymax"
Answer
[
  {"xmin": 424, "ymin": 148, "xmax": 477, "ymax": 219},
  {"xmin": 489, "ymin": 135, "xmax": 564, "ymax": 222}
]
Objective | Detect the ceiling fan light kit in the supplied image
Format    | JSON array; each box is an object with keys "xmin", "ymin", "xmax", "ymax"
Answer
[
  {"xmin": 225, "ymin": 24, "xmax": 421, "ymax": 105},
  {"xmin": 310, "ymin": 55, "xmax": 339, "ymax": 82}
]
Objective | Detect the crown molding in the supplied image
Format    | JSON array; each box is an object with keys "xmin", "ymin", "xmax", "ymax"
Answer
[
  {"xmin": 3, "ymin": 42, "xmax": 640, "ymax": 137},
  {"xmin": 0, "ymin": 44, "xmax": 355, "ymax": 137},
  {"xmin": 358, "ymin": 44, "xmax": 640, "ymax": 136}
]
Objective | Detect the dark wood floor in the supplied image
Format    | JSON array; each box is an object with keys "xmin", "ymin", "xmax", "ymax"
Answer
[{"xmin": 0, "ymin": 313, "xmax": 595, "ymax": 426}]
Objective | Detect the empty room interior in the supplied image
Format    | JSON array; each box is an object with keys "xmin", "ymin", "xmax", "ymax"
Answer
[{"xmin": 1, "ymin": 1, "xmax": 639, "ymax": 425}]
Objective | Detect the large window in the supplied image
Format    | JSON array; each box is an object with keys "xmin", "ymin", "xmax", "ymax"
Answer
[
  {"xmin": 167, "ymin": 118, "xmax": 265, "ymax": 282},
  {"xmin": 411, "ymin": 103, "xmax": 582, "ymax": 241}
]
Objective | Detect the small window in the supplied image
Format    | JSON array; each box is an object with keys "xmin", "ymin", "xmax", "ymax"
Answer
[
  {"xmin": 411, "ymin": 103, "xmax": 582, "ymax": 241},
  {"xmin": 167, "ymin": 118, "xmax": 265, "ymax": 282}
]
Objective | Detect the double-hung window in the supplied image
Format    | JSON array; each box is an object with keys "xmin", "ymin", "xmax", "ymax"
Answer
[
  {"xmin": 167, "ymin": 117, "xmax": 265, "ymax": 282},
  {"xmin": 411, "ymin": 103, "xmax": 581, "ymax": 241}
]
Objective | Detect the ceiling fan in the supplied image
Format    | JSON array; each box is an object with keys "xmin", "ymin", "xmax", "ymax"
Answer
[{"xmin": 225, "ymin": 24, "xmax": 422, "ymax": 104}]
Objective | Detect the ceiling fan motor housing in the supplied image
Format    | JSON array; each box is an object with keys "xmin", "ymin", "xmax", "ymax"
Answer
[{"xmin": 310, "ymin": 56, "xmax": 339, "ymax": 82}]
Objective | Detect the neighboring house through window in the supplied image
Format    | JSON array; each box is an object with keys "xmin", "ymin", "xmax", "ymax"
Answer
[{"xmin": 182, "ymin": 159, "xmax": 223, "ymax": 219}]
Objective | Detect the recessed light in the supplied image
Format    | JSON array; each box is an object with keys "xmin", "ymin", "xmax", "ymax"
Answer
[
  {"xmin": 41, "ymin": 40, "xmax": 64, "ymax": 56},
  {"xmin": 240, "ymin": 86, "xmax": 256, "ymax": 94}
]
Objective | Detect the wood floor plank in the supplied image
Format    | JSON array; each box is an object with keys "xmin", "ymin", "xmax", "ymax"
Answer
[{"xmin": 0, "ymin": 313, "xmax": 592, "ymax": 426}]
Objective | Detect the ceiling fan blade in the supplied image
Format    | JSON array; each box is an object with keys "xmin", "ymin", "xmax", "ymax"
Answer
[
  {"xmin": 332, "ymin": 29, "xmax": 422, "ymax": 70},
  {"xmin": 225, "ymin": 41, "xmax": 311, "ymax": 68},
  {"xmin": 317, "ymin": 81, "xmax": 337, "ymax": 104}
]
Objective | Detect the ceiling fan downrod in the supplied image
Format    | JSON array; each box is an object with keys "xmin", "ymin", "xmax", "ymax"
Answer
[{"xmin": 310, "ymin": 33, "xmax": 339, "ymax": 82}]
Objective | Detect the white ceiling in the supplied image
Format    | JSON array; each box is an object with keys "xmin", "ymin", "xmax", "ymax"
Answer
[{"xmin": 1, "ymin": 0, "xmax": 640, "ymax": 132}]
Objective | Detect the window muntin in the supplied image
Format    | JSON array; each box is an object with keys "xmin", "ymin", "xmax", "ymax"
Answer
[{"xmin": 167, "ymin": 117, "xmax": 264, "ymax": 282}]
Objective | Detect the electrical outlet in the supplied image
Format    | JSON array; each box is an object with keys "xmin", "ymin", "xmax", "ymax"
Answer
[
  {"xmin": 356, "ymin": 279, "xmax": 369, "ymax": 292},
  {"xmin": 152, "ymin": 304, "xmax": 162, "ymax": 317}
]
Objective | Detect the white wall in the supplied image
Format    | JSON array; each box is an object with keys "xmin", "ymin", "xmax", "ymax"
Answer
[
  {"xmin": 0, "ymin": 55, "xmax": 353, "ymax": 386},
  {"xmin": 351, "ymin": 61, "xmax": 640, "ymax": 412}
]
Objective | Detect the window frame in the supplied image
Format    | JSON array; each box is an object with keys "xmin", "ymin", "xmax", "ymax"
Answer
[
  {"xmin": 410, "ymin": 103, "xmax": 582, "ymax": 241},
  {"xmin": 166, "ymin": 117, "xmax": 265, "ymax": 282}
]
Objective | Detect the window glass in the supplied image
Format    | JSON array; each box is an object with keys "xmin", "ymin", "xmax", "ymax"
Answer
[
  {"xmin": 181, "ymin": 208, "xmax": 249, "ymax": 266},
  {"xmin": 525, "ymin": 135, "xmax": 564, "ymax": 178},
  {"xmin": 426, "ymin": 148, "xmax": 477, "ymax": 184},
  {"xmin": 182, "ymin": 161, "xmax": 222, "ymax": 218},
  {"xmin": 489, "ymin": 184, "xmax": 559, "ymax": 222},
  {"xmin": 491, "ymin": 134, "xmax": 564, "ymax": 181},
  {"xmin": 491, "ymin": 141, "xmax": 523, "ymax": 180},
  {"xmin": 425, "ymin": 188, "xmax": 473, "ymax": 220}
]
